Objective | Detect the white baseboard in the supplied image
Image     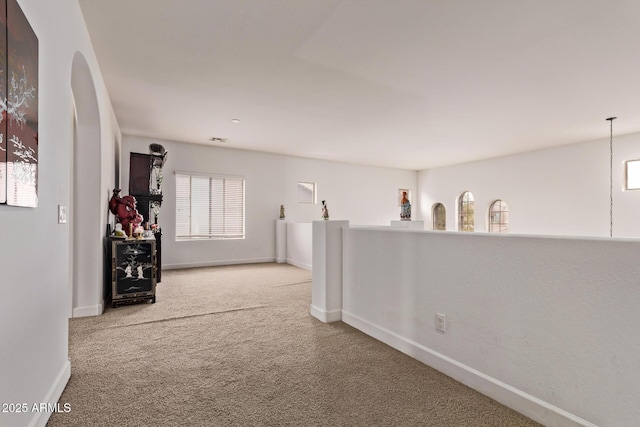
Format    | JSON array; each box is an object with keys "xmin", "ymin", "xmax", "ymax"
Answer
[
  {"xmin": 286, "ymin": 258, "xmax": 312, "ymax": 271},
  {"xmin": 29, "ymin": 359, "xmax": 71, "ymax": 427},
  {"xmin": 310, "ymin": 304, "xmax": 341, "ymax": 323},
  {"xmin": 163, "ymin": 257, "xmax": 275, "ymax": 270},
  {"xmin": 72, "ymin": 302, "xmax": 103, "ymax": 318},
  {"xmin": 341, "ymin": 310, "xmax": 597, "ymax": 427}
]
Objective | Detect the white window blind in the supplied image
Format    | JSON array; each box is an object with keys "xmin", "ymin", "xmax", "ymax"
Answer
[{"xmin": 175, "ymin": 172, "xmax": 245, "ymax": 239}]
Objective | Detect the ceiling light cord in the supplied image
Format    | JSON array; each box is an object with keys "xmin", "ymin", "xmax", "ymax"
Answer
[{"xmin": 607, "ymin": 117, "xmax": 617, "ymax": 237}]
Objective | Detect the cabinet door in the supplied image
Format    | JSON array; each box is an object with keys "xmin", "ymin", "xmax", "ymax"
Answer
[
  {"xmin": 129, "ymin": 153, "xmax": 151, "ymax": 195},
  {"xmin": 113, "ymin": 241, "xmax": 154, "ymax": 296}
]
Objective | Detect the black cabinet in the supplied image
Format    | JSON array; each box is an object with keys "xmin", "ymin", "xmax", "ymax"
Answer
[{"xmin": 111, "ymin": 239, "xmax": 156, "ymax": 307}]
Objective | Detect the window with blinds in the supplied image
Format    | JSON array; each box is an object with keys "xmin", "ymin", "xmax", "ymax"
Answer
[{"xmin": 175, "ymin": 173, "xmax": 245, "ymax": 240}]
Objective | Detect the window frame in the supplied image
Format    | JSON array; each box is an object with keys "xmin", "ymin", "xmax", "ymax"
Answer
[
  {"xmin": 457, "ymin": 191, "xmax": 475, "ymax": 232},
  {"xmin": 488, "ymin": 199, "xmax": 509, "ymax": 233},
  {"xmin": 175, "ymin": 171, "xmax": 245, "ymax": 241}
]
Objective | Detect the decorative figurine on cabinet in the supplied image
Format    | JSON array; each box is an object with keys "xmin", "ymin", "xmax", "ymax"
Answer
[
  {"xmin": 113, "ymin": 223, "xmax": 126, "ymax": 237},
  {"xmin": 321, "ymin": 200, "xmax": 329, "ymax": 220},
  {"xmin": 109, "ymin": 189, "xmax": 144, "ymax": 237},
  {"xmin": 279, "ymin": 204, "xmax": 285, "ymax": 220}
]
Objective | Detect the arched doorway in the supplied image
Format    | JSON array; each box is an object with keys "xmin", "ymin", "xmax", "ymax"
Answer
[{"xmin": 70, "ymin": 52, "xmax": 102, "ymax": 317}]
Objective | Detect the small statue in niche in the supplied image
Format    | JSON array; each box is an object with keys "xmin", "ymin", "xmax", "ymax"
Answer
[
  {"xmin": 149, "ymin": 143, "xmax": 167, "ymax": 195},
  {"xmin": 400, "ymin": 191, "xmax": 411, "ymax": 221},
  {"xmin": 279, "ymin": 204, "xmax": 285, "ymax": 220},
  {"xmin": 151, "ymin": 201, "xmax": 161, "ymax": 225},
  {"xmin": 150, "ymin": 166, "xmax": 163, "ymax": 194},
  {"xmin": 321, "ymin": 200, "xmax": 329, "ymax": 220}
]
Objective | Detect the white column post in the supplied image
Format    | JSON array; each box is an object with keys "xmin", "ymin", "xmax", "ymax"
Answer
[
  {"xmin": 310, "ymin": 220, "xmax": 349, "ymax": 323},
  {"xmin": 275, "ymin": 220, "xmax": 287, "ymax": 263}
]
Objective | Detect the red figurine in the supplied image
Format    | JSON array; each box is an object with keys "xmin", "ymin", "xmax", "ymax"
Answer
[{"xmin": 109, "ymin": 189, "xmax": 143, "ymax": 237}]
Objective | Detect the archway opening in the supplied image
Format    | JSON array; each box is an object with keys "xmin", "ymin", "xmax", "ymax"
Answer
[{"xmin": 70, "ymin": 52, "xmax": 102, "ymax": 317}]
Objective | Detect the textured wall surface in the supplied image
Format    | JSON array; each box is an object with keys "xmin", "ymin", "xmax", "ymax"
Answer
[{"xmin": 342, "ymin": 227, "xmax": 640, "ymax": 427}]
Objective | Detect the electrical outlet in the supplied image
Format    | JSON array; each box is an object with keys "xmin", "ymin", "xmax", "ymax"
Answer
[{"xmin": 435, "ymin": 313, "xmax": 446, "ymax": 333}]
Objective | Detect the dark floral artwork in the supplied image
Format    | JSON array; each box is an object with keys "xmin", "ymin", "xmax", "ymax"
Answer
[
  {"xmin": 0, "ymin": 0, "xmax": 6, "ymax": 204},
  {"xmin": 0, "ymin": 0, "xmax": 38, "ymax": 207}
]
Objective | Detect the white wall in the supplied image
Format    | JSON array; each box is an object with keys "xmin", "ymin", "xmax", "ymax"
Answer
[
  {"xmin": 122, "ymin": 135, "xmax": 417, "ymax": 269},
  {"xmin": 418, "ymin": 132, "xmax": 640, "ymax": 237},
  {"xmin": 71, "ymin": 53, "xmax": 121, "ymax": 317},
  {"xmin": 0, "ymin": 1, "xmax": 120, "ymax": 426},
  {"xmin": 286, "ymin": 222, "xmax": 312, "ymax": 270},
  {"xmin": 342, "ymin": 227, "xmax": 640, "ymax": 427}
]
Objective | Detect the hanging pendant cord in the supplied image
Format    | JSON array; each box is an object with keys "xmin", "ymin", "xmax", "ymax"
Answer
[{"xmin": 607, "ymin": 117, "xmax": 616, "ymax": 237}]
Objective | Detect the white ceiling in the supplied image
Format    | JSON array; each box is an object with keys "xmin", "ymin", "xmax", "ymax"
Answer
[{"xmin": 78, "ymin": 0, "xmax": 640, "ymax": 170}]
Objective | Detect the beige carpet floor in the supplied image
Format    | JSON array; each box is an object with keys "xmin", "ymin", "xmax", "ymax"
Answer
[{"xmin": 48, "ymin": 263, "xmax": 541, "ymax": 427}]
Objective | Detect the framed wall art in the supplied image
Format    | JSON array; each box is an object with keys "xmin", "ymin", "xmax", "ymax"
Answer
[{"xmin": 0, "ymin": 0, "xmax": 38, "ymax": 207}]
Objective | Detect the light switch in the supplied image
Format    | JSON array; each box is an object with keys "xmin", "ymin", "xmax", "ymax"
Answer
[{"xmin": 58, "ymin": 205, "xmax": 67, "ymax": 224}]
